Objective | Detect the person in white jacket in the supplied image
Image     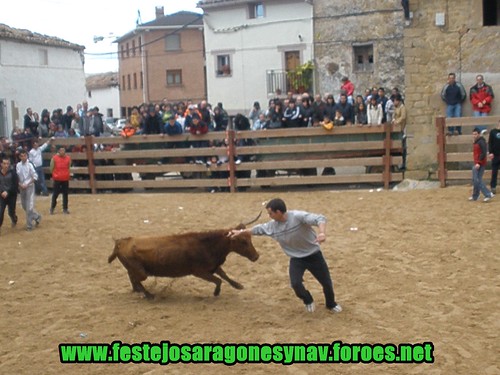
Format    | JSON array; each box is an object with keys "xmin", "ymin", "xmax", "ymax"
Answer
[
  {"xmin": 367, "ymin": 96, "xmax": 383, "ymax": 126},
  {"xmin": 16, "ymin": 149, "xmax": 41, "ymax": 231},
  {"xmin": 28, "ymin": 137, "xmax": 53, "ymax": 196}
]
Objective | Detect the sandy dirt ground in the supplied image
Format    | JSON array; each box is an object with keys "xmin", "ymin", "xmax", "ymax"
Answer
[{"xmin": 0, "ymin": 186, "xmax": 498, "ymax": 375}]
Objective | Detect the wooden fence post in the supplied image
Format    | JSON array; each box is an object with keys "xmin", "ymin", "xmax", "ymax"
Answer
[
  {"xmin": 435, "ymin": 116, "xmax": 447, "ymax": 188},
  {"xmin": 226, "ymin": 129, "xmax": 237, "ymax": 193},
  {"xmin": 84, "ymin": 136, "xmax": 97, "ymax": 194},
  {"xmin": 383, "ymin": 123, "xmax": 392, "ymax": 189}
]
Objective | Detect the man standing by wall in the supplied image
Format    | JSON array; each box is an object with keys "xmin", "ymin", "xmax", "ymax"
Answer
[
  {"xmin": 470, "ymin": 74, "xmax": 495, "ymax": 132},
  {"xmin": 50, "ymin": 147, "xmax": 71, "ymax": 215},
  {"xmin": 441, "ymin": 73, "xmax": 466, "ymax": 135},
  {"xmin": 392, "ymin": 94, "xmax": 407, "ymax": 171}
]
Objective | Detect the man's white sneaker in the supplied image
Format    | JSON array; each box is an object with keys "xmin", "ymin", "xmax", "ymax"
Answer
[
  {"xmin": 305, "ymin": 302, "xmax": 315, "ymax": 313},
  {"xmin": 330, "ymin": 304, "xmax": 343, "ymax": 313},
  {"xmin": 484, "ymin": 193, "xmax": 494, "ymax": 202}
]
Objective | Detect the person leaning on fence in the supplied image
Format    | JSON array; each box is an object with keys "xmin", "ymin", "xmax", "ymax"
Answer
[
  {"xmin": 441, "ymin": 73, "xmax": 467, "ymax": 136},
  {"xmin": 367, "ymin": 96, "xmax": 383, "ymax": 126},
  {"xmin": 392, "ymin": 94, "xmax": 407, "ymax": 171},
  {"xmin": 487, "ymin": 119, "xmax": 500, "ymax": 195},
  {"xmin": 469, "ymin": 127, "xmax": 494, "ymax": 202},
  {"xmin": 229, "ymin": 198, "xmax": 342, "ymax": 314}
]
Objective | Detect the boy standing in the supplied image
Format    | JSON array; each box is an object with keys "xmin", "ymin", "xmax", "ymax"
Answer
[
  {"xmin": 16, "ymin": 149, "xmax": 41, "ymax": 230},
  {"xmin": 50, "ymin": 147, "xmax": 71, "ymax": 214},
  {"xmin": 470, "ymin": 128, "xmax": 494, "ymax": 202}
]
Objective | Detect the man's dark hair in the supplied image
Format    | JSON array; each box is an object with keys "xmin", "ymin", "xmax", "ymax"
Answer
[
  {"xmin": 266, "ymin": 198, "xmax": 287, "ymax": 213},
  {"xmin": 18, "ymin": 149, "xmax": 27, "ymax": 155}
]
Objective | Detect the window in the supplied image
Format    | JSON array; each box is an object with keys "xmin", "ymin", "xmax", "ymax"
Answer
[
  {"xmin": 39, "ymin": 49, "xmax": 48, "ymax": 66},
  {"xmin": 483, "ymin": 0, "xmax": 499, "ymax": 25},
  {"xmin": 166, "ymin": 69, "xmax": 182, "ymax": 86},
  {"xmin": 133, "ymin": 73, "xmax": 137, "ymax": 89},
  {"xmin": 122, "ymin": 75, "xmax": 126, "ymax": 90},
  {"xmin": 140, "ymin": 71, "xmax": 144, "ymax": 88},
  {"xmin": 353, "ymin": 44, "xmax": 373, "ymax": 72},
  {"xmin": 249, "ymin": 2, "xmax": 264, "ymax": 19},
  {"xmin": 127, "ymin": 74, "xmax": 131, "ymax": 90},
  {"xmin": 132, "ymin": 40, "xmax": 136, "ymax": 56},
  {"xmin": 126, "ymin": 43, "xmax": 130, "ymax": 58},
  {"xmin": 165, "ymin": 34, "xmax": 181, "ymax": 51},
  {"xmin": 121, "ymin": 45, "xmax": 125, "ymax": 59},
  {"xmin": 139, "ymin": 37, "xmax": 142, "ymax": 52},
  {"xmin": 216, "ymin": 55, "xmax": 231, "ymax": 76}
]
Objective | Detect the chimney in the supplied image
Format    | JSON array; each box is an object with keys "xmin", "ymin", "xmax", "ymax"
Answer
[{"xmin": 155, "ymin": 6, "xmax": 164, "ymax": 19}]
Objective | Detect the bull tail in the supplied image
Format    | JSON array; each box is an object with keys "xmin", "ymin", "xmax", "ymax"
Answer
[{"xmin": 108, "ymin": 239, "xmax": 120, "ymax": 263}]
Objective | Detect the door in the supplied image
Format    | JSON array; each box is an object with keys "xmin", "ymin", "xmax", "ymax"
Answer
[
  {"xmin": 285, "ymin": 51, "xmax": 300, "ymax": 93},
  {"xmin": 0, "ymin": 99, "xmax": 7, "ymax": 137}
]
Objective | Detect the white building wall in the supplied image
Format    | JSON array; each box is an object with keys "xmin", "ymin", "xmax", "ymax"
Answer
[
  {"xmin": 203, "ymin": 0, "xmax": 313, "ymax": 115},
  {"xmin": 0, "ymin": 39, "xmax": 85, "ymax": 137},
  {"xmin": 88, "ymin": 86, "xmax": 120, "ymax": 121}
]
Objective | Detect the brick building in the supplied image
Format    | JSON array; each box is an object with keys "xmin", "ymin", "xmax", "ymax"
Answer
[{"xmin": 116, "ymin": 8, "xmax": 205, "ymax": 117}]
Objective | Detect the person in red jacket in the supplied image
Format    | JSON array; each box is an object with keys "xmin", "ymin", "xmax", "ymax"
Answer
[
  {"xmin": 470, "ymin": 75, "xmax": 495, "ymax": 132},
  {"xmin": 469, "ymin": 128, "xmax": 494, "ymax": 202},
  {"xmin": 50, "ymin": 146, "xmax": 71, "ymax": 214}
]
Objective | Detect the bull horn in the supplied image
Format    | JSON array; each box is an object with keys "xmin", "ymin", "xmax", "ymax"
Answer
[{"xmin": 241, "ymin": 211, "xmax": 262, "ymax": 227}]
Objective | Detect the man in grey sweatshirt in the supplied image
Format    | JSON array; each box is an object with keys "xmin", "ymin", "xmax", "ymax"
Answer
[{"xmin": 231, "ymin": 198, "xmax": 342, "ymax": 314}]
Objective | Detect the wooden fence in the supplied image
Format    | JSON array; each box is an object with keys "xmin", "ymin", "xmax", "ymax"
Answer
[
  {"xmin": 42, "ymin": 124, "xmax": 405, "ymax": 193},
  {"xmin": 436, "ymin": 115, "xmax": 500, "ymax": 187}
]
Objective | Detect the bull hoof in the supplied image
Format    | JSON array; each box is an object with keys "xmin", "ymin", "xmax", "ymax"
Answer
[
  {"xmin": 232, "ymin": 282, "xmax": 244, "ymax": 290},
  {"xmin": 144, "ymin": 292, "xmax": 155, "ymax": 300},
  {"xmin": 214, "ymin": 286, "xmax": 221, "ymax": 296}
]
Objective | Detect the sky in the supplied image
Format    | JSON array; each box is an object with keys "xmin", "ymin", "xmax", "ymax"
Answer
[{"xmin": 0, "ymin": 0, "xmax": 201, "ymax": 74}]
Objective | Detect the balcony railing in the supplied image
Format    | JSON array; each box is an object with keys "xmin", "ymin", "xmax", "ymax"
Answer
[{"xmin": 266, "ymin": 70, "xmax": 312, "ymax": 96}]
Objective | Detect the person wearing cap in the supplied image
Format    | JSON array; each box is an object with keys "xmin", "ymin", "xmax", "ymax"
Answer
[
  {"xmin": 470, "ymin": 127, "xmax": 494, "ymax": 202},
  {"xmin": 229, "ymin": 198, "xmax": 342, "ymax": 314}
]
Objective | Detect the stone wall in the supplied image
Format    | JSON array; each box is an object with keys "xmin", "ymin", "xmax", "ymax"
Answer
[
  {"xmin": 313, "ymin": 0, "xmax": 405, "ymax": 97},
  {"xmin": 314, "ymin": 0, "xmax": 499, "ymax": 176},
  {"xmin": 404, "ymin": 0, "xmax": 500, "ymax": 175}
]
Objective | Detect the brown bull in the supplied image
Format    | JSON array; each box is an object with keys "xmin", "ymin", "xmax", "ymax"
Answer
[{"xmin": 108, "ymin": 227, "xmax": 259, "ymax": 299}]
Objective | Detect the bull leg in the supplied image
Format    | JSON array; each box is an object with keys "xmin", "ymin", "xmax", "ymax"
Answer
[
  {"xmin": 127, "ymin": 271, "xmax": 154, "ymax": 299},
  {"xmin": 124, "ymin": 260, "xmax": 154, "ymax": 300},
  {"xmin": 193, "ymin": 272, "xmax": 223, "ymax": 296},
  {"xmin": 214, "ymin": 266, "xmax": 243, "ymax": 290}
]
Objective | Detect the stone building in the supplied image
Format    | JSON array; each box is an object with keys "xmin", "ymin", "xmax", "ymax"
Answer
[
  {"xmin": 403, "ymin": 0, "xmax": 499, "ymax": 175},
  {"xmin": 313, "ymin": 0, "xmax": 406, "ymax": 99},
  {"xmin": 314, "ymin": 0, "xmax": 499, "ymax": 174},
  {"xmin": 116, "ymin": 8, "xmax": 205, "ymax": 117}
]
